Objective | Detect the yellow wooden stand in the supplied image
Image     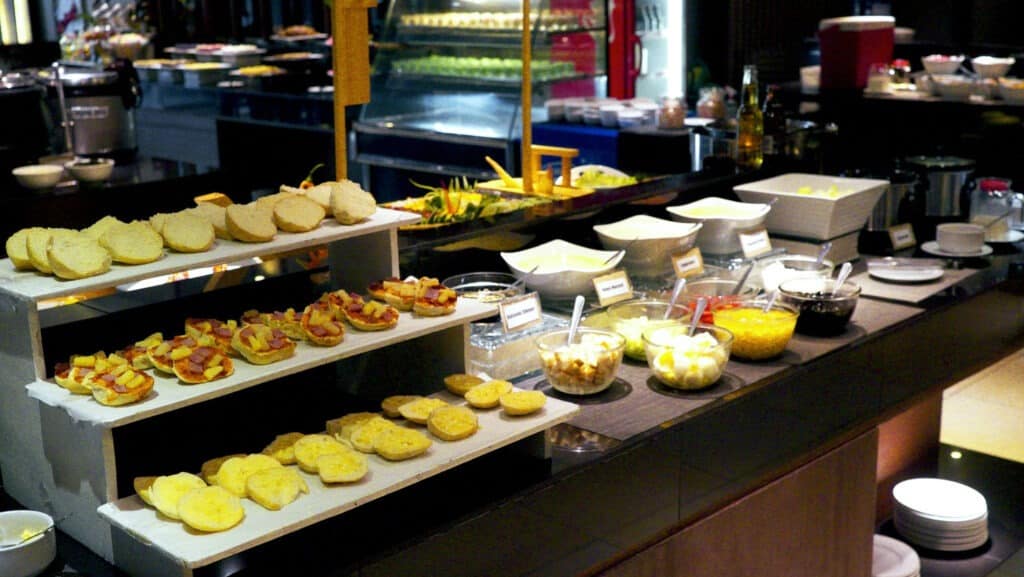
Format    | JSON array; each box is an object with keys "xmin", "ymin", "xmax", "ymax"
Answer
[{"xmin": 332, "ymin": 0, "xmax": 378, "ymax": 181}]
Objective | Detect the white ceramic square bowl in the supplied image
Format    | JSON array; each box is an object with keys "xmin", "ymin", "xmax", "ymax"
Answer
[
  {"xmin": 501, "ymin": 239, "xmax": 623, "ymax": 300},
  {"xmin": 593, "ymin": 214, "xmax": 701, "ymax": 277}
]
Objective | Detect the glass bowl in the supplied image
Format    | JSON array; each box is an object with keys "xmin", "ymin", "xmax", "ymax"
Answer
[
  {"xmin": 643, "ymin": 323, "xmax": 733, "ymax": 390},
  {"xmin": 711, "ymin": 300, "xmax": 799, "ymax": 360},
  {"xmin": 678, "ymin": 278, "xmax": 760, "ymax": 323},
  {"xmin": 778, "ymin": 278, "xmax": 860, "ymax": 336},
  {"xmin": 606, "ymin": 299, "xmax": 690, "ymax": 361},
  {"xmin": 755, "ymin": 254, "xmax": 834, "ymax": 292},
  {"xmin": 535, "ymin": 328, "xmax": 625, "ymax": 395},
  {"xmin": 442, "ymin": 272, "xmax": 523, "ymax": 304}
]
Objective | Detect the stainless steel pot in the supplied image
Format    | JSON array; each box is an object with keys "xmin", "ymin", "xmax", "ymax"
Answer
[
  {"xmin": 904, "ymin": 155, "xmax": 975, "ymax": 217},
  {"xmin": 867, "ymin": 169, "xmax": 917, "ymax": 231}
]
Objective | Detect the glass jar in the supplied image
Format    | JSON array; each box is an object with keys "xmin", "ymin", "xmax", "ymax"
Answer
[
  {"xmin": 696, "ymin": 86, "xmax": 726, "ymax": 120},
  {"xmin": 658, "ymin": 95, "xmax": 686, "ymax": 129}
]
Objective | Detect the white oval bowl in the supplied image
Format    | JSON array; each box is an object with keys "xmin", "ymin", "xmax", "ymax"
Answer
[
  {"xmin": 501, "ymin": 239, "xmax": 623, "ymax": 300},
  {"xmin": 0, "ymin": 510, "xmax": 57, "ymax": 577},
  {"xmin": 593, "ymin": 214, "xmax": 702, "ymax": 277},
  {"xmin": 665, "ymin": 197, "xmax": 771, "ymax": 255}
]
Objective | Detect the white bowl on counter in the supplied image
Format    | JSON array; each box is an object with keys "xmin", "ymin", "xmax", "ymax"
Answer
[
  {"xmin": 665, "ymin": 197, "xmax": 771, "ymax": 255},
  {"xmin": 593, "ymin": 214, "xmax": 702, "ymax": 278},
  {"xmin": 971, "ymin": 56, "xmax": 1014, "ymax": 79},
  {"xmin": 733, "ymin": 172, "xmax": 888, "ymax": 240},
  {"xmin": 501, "ymin": 239, "xmax": 623, "ymax": 300},
  {"xmin": 12, "ymin": 165, "xmax": 63, "ymax": 190},
  {"xmin": 65, "ymin": 157, "xmax": 114, "ymax": 183},
  {"xmin": 921, "ymin": 54, "xmax": 964, "ymax": 76},
  {"xmin": 0, "ymin": 510, "xmax": 57, "ymax": 577},
  {"xmin": 997, "ymin": 77, "xmax": 1024, "ymax": 103},
  {"xmin": 930, "ymin": 74, "xmax": 974, "ymax": 100}
]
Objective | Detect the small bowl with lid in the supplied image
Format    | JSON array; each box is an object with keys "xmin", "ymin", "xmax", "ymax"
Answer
[
  {"xmin": 778, "ymin": 277, "xmax": 860, "ymax": 336},
  {"xmin": 643, "ymin": 323, "xmax": 734, "ymax": 390},
  {"xmin": 535, "ymin": 327, "xmax": 626, "ymax": 395}
]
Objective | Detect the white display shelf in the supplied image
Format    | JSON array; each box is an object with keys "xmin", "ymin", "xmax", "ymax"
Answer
[
  {"xmin": 26, "ymin": 299, "xmax": 496, "ymax": 427},
  {"xmin": 98, "ymin": 393, "xmax": 579, "ymax": 571},
  {"xmin": 0, "ymin": 208, "xmax": 419, "ymax": 302}
]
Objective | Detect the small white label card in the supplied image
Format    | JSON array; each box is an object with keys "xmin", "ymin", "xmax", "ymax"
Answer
[
  {"xmin": 672, "ymin": 247, "xmax": 705, "ymax": 279},
  {"xmin": 499, "ymin": 292, "xmax": 543, "ymax": 332},
  {"xmin": 593, "ymin": 270, "xmax": 634, "ymax": 307},
  {"xmin": 888, "ymin": 223, "xmax": 917, "ymax": 250},
  {"xmin": 739, "ymin": 228, "xmax": 773, "ymax": 258}
]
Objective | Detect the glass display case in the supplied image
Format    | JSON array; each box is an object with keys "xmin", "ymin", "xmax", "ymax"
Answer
[{"xmin": 354, "ymin": 0, "xmax": 608, "ymax": 201}]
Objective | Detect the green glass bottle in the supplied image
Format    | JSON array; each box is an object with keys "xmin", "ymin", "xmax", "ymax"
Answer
[{"xmin": 736, "ymin": 65, "xmax": 764, "ymax": 169}]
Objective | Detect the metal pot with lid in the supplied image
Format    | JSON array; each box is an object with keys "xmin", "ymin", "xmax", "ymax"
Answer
[
  {"xmin": 37, "ymin": 61, "xmax": 141, "ymax": 158},
  {"xmin": 904, "ymin": 155, "xmax": 975, "ymax": 217}
]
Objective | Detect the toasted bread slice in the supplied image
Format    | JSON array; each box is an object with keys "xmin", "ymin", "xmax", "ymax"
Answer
[
  {"xmin": 301, "ymin": 181, "xmax": 332, "ymax": 210},
  {"xmin": 317, "ymin": 451, "xmax": 368, "ymax": 484},
  {"xmin": 273, "ymin": 195, "xmax": 326, "ymax": 233},
  {"xmin": 261, "ymin": 432, "xmax": 305, "ymax": 465},
  {"xmin": 27, "ymin": 227, "xmax": 77, "ymax": 274},
  {"xmin": 191, "ymin": 202, "xmax": 232, "ymax": 240},
  {"xmin": 150, "ymin": 472, "xmax": 207, "ymax": 520},
  {"xmin": 215, "ymin": 454, "xmax": 282, "ymax": 497},
  {"xmin": 443, "ymin": 373, "xmax": 484, "ymax": 396},
  {"xmin": 427, "ymin": 405, "xmax": 479, "ymax": 441},
  {"xmin": 81, "ymin": 215, "xmax": 126, "ymax": 241},
  {"xmin": 48, "ymin": 233, "xmax": 112, "ymax": 280},
  {"xmin": 464, "ymin": 380, "xmax": 513, "ymax": 410},
  {"xmin": 373, "ymin": 427, "xmax": 431, "ymax": 461},
  {"xmin": 226, "ymin": 202, "xmax": 277, "ymax": 243},
  {"xmin": 245, "ymin": 467, "xmax": 308, "ymax": 511},
  {"xmin": 101, "ymin": 220, "xmax": 163, "ymax": 265},
  {"xmin": 330, "ymin": 179, "xmax": 376, "ymax": 225},
  {"xmin": 397, "ymin": 397, "xmax": 449, "ymax": 424},
  {"xmin": 161, "ymin": 212, "xmax": 215, "ymax": 253},
  {"xmin": 500, "ymin": 390, "xmax": 547, "ymax": 416},
  {"xmin": 178, "ymin": 485, "xmax": 244, "ymax": 533}
]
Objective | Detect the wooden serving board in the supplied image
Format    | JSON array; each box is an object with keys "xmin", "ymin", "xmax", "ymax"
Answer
[{"xmin": 98, "ymin": 392, "xmax": 579, "ymax": 572}]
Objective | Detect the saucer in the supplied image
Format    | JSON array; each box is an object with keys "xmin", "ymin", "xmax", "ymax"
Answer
[
  {"xmin": 986, "ymin": 229, "xmax": 1024, "ymax": 244},
  {"xmin": 921, "ymin": 241, "xmax": 993, "ymax": 258}
]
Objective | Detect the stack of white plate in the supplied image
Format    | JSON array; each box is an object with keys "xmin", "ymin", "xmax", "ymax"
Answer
[
  {"xmin": 892, "ymin": 478, "xmax": 989, "ymax": 551},
  {"xmin": 873, "ymin": 534, "xmax": 920, "ymax": 577}
]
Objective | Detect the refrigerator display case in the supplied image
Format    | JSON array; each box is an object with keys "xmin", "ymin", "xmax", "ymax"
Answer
[{"xmin": 354, "ymin": 0, "xmax": 608, "ymax": 201}]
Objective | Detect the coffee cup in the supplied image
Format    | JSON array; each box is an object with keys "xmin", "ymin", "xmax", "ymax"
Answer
[{"xmin": 936, "ymin": 223, "xmax": 985, "ymax": 254}]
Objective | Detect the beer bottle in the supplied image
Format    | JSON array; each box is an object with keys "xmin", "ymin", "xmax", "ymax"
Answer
[
  {"xmin": 762, "ymin": 84, "xmax": 786, "ymax": 157},
  {"xmin": 736, "ymin": 65, "xmax": 763, "ymax": 169}
]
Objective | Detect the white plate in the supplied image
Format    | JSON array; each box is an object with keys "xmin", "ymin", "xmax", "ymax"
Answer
[
  {"xmin": 920, "ymin": 241, "xmax": 993, "ymax": 258},
  {"xmin": 986, "ymin": 229, "xmax": 1024, "ymax": 244},
  {"xmin": 893, "ymin": 478, "xmax": 988, "ymax": 521},
  {"xmin": 869, "ymin": 267, "xmax": 945, "ymax": 283},
  {"xmin": 873, "ymin": 534, "xmax": 920, "ymax": 577}
]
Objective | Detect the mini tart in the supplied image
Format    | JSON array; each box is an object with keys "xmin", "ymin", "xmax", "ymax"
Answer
[
  {"xmin": 185, "ymin": 318, "xmax": 239, "ymax": 355},
  {"xmin": 147, "ymin": 334, "xmax": 214, "ymax": 375},
  {"xmin": 323, "ymin": 289, "xmax": 362, "ymax": 317},
  {"xmin": 412, "ymin": 277, "xmax": 457, "ymax": 317},
  {"xmin": 118, "ymin": 332, "xmax": 163, "ymax": 370},
  {"xmin": 173, "ymin": 345, "xmax": 234, "ymax": 384},
  {"xmin": 88, "ymin": 362, "xmax": 155, "ymax": 406},
  {"xmin": 300, "ymin": 300, "xmax": 345, "ymax": 346},
  {"xmin": 343, "ymin": 297, "xmax": 399, "ymax": 331},
  {"xmin": 263, "ymin": 308, "xmax": 306, "ymax": 341},
  {"xmin": 54, "ymin": 351, "xmax": 108, "ymax": 395},
  {"xmin": 368, "ymin": 277, "xmax": 417, "ymax": 311},
  {"xmin": 231, "ymin": 323, "xmax": 296, "ymax": 365}
]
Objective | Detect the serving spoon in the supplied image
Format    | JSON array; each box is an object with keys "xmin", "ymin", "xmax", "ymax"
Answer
[
  {"xmin": 0, "ymin": 513, "xmax": 71, "ymax": 549},
  {"xmin": 510, "ymin": 265, "xmax": 540, "ymax": 290},
  {"xmin": 688, "ymin": 297, "xmax": 708, "ymax": 336},
  {"xmin": 832, "ymin": 262, "xmax": 854, "ymax": 297},
  {"xmin": 664, "ymin": 277, "xmax": 688, "ymax": 319},
  {"xmin": 566, "ymin": 294, "xmax": 586, "ymax": 345},
  {"xmin": 603, "ymin": 237, "xmax": 640, "ymax": 265}
]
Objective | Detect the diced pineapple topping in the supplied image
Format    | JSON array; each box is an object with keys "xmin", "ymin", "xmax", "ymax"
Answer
[
  {"xmin": 170, "ymin": 346, "xmax": 193, "ymax": 361},
  {"xmin": 437, "ymin": 292, "xmax": 450, "ymax": 303},
  {"xmin": 400, "ymin": 284, "xmax": 415, "ymax": 296},
  {"xmin": 136, "ymin": 332, "xmax": 163, "ymax": 347},
  {"xmin": 127, "ymin": 374, "xmax": 146, "ymax": 389},
  {"xmin": 115, "ymin": 369, "xmax": 135, "ymax": 386},
  {"xmin": 108, "ymin": 353, "xmax": 128, "ymax": 366},
  {"xmin": 197, "ymin": 321, "xmax": 212, "ymax": 332},
  {"xmin": 203, "ymin": 366, "xmax": 224, "ymax": 380},
  {"xmin": 248, "ymin": 334, "xmax": 268, "ymax": 351},
  {"xmin": 383, "ymin": 280, "xmax": 403, "ymax": 291},
  {"xmin": 325, "ymin": 323, "xmax": 342, "ymax": 335},
  {"xmin": 73, "ymin": 355, "xmax": 97, "ymax": 368},
  {"xmin": 152, "ymin": 342, "xmax": 171, "ymax": 357},
  {"xmin": 209, "ymin": 354, "xmax": 224, "ymax": 367}
]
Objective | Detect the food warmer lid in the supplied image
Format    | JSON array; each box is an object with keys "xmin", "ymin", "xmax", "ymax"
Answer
[
  {"xmin": 37, "ymin": 67, "xmax": 119, "ymax": 87},
  {"xmin": 904, "ymin": 155, "xmax": 976, "ymax": 170}
]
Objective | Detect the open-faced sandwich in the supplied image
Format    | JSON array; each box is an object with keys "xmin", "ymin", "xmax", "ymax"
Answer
[
  {"xmin": 54, "ymin": 351, "xmax": 108, "ymax": 395},
  {"xmin": 231, "ymin": 323, "xmax": 297, "ymax": 365},
  {"xmin": 117, "ymin": 332, "xmax": 164, "ymax": 370},
  {"xmin": 327, "ymin": 289, "xmax": 399, "ymax": 331},
  {"xmin": 185, "ymin": 318, "xmax": 238, "ymax": 355},
  {"xmin": 367, "ymin": 277, "xmax": 417, "ymax": 311},
  {"xmin": 173, "ymin": 344, "xmax": 235, "ymax": 384},
  {"xmin": 147, "ymin": 334, "xmax": 218, "ymax": 375},
  {"xmin": 413, "ymin": 277, "xmax": 458, "ymax": 317},
  {"xmin": 300, "ymin": 299, "xmax": 345, "ymax": 346},
  {"xmin": 87, "ymin": 359, "xmax": 155, "ymax": 406}
]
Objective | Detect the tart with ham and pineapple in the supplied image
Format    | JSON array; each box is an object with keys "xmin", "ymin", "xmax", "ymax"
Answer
[
  {"xmin": 54, "ymin": 351, "xmax": 109, "ymax": 395},
  {"xmin": 326, "ymin": 289, "xmax": 399, "ymax": 331},
  {"xmin": 147, "ymin": 334, "xmax": 218, "ymax": 375},
  {"xmin": 367, "ymin": 277, "xmax": 417, "ymax": 311},
  {"xmin": 240, "ymin": 308, "xmax": 305, "ymax": 341},
  {"xmin": 299, "ymin": 299, "xmax": 345, "ymax": 346},
  {"xmin": 413, "ymin": 277, "xmax": 458, "ymax": 317},
  {"xmin": 117, "ymin": 332, "xmax": 163, "ymax": 370},
  {"xmin": 87, "ymin": 358, "xmax": 155, "ymax": 406},
  {"xmin": 185, "ymin": 318, "xmax": 239, "ymax": 355},
  {"xmin": 231, "ymin": 323, "xmax": 297, "ymax": 365},
  {"xmin": 173, "ymin": 344, "xmax": 235, "ymax": 384}
]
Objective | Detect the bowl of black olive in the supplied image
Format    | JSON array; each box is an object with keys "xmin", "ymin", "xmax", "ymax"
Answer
[{"xmin": 778, "ymin": 277, "xmax": 860, "ymax": 336}]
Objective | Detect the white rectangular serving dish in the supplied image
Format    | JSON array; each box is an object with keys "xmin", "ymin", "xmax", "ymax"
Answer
[{"xmin": 733, "ymin": 173, "xmax": 888, "ymax": 240}]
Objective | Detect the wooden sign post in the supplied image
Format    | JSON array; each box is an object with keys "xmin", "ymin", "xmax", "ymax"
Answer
[
  {"xmin": 332, "ymin": 0, "xmax": 377, "ymax": 180},
  {"xmin": 520, "ymin": 0, "xmax": 533, "ymax": 193}
]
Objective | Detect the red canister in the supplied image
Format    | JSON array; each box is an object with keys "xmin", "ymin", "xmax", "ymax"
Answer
[{"xmin": 818, "ymin": 16, "xmax": 895, "ymax": 90}]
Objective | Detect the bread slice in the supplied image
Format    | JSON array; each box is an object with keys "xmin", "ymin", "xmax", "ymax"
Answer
[
  {"xmin": 191, "ymin": 203, "xmax": 232, "ymax": 240},
  {"xmin": 82, "ymin": 215, "xmax": 126, "ymax": 240},
  {"xmin": 47, "ymin": 233, "xmax": 112, "ymax": 280},
  {"xmin": 161, "ymin": 212, "xmax": 215, "ymax": 253},
  {"xmin": 301, "ymin": 182, "xmax": 332, "ymax": 210},
  {"xmin": 330, "ymin": 179, "xmax": 376, "ymax": 225},
  {"xmin": 226, "ymin": 202, "xmax": 277, "ymax": 243},
  {"xmin": 273, "ymin": 195, "xmax": 326, "ymax": 233},
  {"xmin": 27, "ymin": 228, "xmax": 77, "ymax": 274},
  {"xmin": 254, "ymin": 191, "xmax": 301, "ymax": 210},
  {"xmin": 101, "ymin": 221, "xmax": 163, "ymax": 264},
  {"xmin": 149, "ymin": 212, "xmax": 172, "ymax": 235},
  {"xmin": 5, "ymin": 227, "xmax": 39, "ymax": 270}
]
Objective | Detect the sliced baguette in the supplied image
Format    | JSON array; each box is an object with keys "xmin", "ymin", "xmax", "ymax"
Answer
[
  {"xmin": 27, "ymin": 227, "xmax": 77, "ymax": 274},
  {"xmin": 191, "ymin": 202, "xmax": 232, "ymax": 240},
  {"xmin": 82, "ymin": 215, "xmax": 126, "ymax": 241},
  {"xmin": 48, "ymin": 233, "xmax": 112, "ymax": 280},
  {"xmin": 226, "ymin": 202, "xmax": 277, "ymax": 242},
  {"xmin": 101, "ymin": 221, "xmax": 164, "ymax": 264},
  {"xmin": 330, "ymin": 179, "xmax": 376, "ymax": 225},
  {"xmin": 273, "ymin": 195, "xmax": 326, "ymax": 233},
  {"xmin": 161, "ymin": 212, "xmax": 215, "ymax": 253},
  {"xmin": 5, "ymin": 227, "xmax": 39, "ymax": 270}
]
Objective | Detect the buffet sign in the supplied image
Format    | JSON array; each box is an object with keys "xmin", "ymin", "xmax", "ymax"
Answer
[
  {"xmin": 672, "ymin": 247, "xmax": 705, "ymax": 278},
  {"xmin": 499, "ymin": 292, "xmax": 544, "ymax": 332},
  {"xmin": 739, "ymin": 228, "xmax": 773, "ymax": 258},
  {"xmin": 593, "ymin": 270, "xmax": 634, "ymax": 307},
  {"xmin": 888, "ymin": 223, "xmax": 918, "ymax": 250}
]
